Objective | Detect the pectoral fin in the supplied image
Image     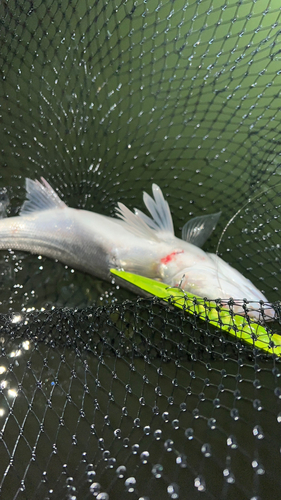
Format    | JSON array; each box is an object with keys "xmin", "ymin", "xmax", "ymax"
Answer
[{"xmin": 182, "ymin": 212, "xmax": 221, "ymax": 247}]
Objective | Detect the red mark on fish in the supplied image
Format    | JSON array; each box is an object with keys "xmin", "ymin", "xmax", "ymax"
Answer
[{"xmin": 161, "ymin": 250, "xmax": 184, "ymax": 265}]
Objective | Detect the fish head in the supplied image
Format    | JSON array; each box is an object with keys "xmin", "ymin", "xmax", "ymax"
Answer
[{"xmin": 167, "ymin": 263, "xmax": 275, "ymax": 322}]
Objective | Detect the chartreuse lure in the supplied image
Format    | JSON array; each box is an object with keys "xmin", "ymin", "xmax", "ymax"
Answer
[{"xmin": 110, "ymin": 269, "xmax": 281, "ymax": 357}]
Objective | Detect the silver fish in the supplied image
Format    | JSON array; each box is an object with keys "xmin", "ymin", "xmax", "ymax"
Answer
[{"xmin": 0, "ymin": 178, "xmax": 273, "ymax": 319}]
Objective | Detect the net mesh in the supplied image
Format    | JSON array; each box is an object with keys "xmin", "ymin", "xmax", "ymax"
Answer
[{"xmin": 1, "ymin": 0, "xmax": 281, "ymax": 499}]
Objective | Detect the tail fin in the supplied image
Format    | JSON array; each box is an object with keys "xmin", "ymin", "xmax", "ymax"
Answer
[{"xmin": 20, "ymin": 178, "xmax": 67, "ymax": 216}]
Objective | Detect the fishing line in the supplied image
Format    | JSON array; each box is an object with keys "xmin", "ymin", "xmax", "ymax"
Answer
[
  {"xmin": 214, "ymin": 181, "xmax": 281, "ymax": 312},
  {"xmin": 216, "ymin": 181, "xmax": 281, "ymax": 255}
]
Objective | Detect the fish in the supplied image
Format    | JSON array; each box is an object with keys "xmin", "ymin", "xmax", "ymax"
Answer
[{"xmin": 0, "ymin": 177, "xmax": 274, "ymax": 320}]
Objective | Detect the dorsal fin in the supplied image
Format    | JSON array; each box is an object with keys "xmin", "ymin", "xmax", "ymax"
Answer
[
  {"xmin": 116, "ymin": 202, "xmax": 160, "ymax": 241},
  {"xmin": 142, "ymin": 184, "xmax": 174, "ymax": 235},
  {"xmin": 115, "ymin": 184, "xmax": 174, "ymax": 241},
  {"xmin": 20, "ymin": 177, "xmax": 67, "ymax": 215},
  {"xmin": 182, "ymin": 212, "xmax": 221, "ymax": 247}
]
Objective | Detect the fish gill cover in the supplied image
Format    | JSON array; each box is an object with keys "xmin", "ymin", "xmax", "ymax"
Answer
[{"xmin": 0, "ymin": 0, "xmax": 281, "ymax": 499}]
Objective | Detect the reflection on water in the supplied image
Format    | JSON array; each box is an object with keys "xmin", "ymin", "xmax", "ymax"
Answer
[
  {"xmin": 0, "ymin": 250, "xmax": 134, "ymax": 314},
  {"xmin": 0, "ymin": 336, "xmax": 31, "ymax": 419}
]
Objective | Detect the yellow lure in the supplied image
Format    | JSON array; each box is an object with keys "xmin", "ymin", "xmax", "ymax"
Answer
[{"xmin": 110, "ymin": 269, "xmax": 281, "ymax": 357}]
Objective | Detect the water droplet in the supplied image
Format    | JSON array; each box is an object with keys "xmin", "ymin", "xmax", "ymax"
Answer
[
  {"xmin": 180, "ymin": 402, "xmax": 187, "ymax": 411},
  {"xmin": 132, "ymin": 444, "xmax": 139, "ymax": 454},
  {"xmin": 172, "ymin": 419, "xmax": 179, "ymax": 430},
  {"xmin": 253, "ymin": 399, "xmax": 262, "ymax": 411},
  {"xmin": 114, "ymin": 428, "xmax": 122, "ymax": 439},
  {"xmin": 192, "ymin": 408, "xmax": 199, "ymax": 418},
  {"xmin": 207, "ymin": 418, "xmax": 216, "ymax": 430},
  {"xmin": 185, "ymin": 428, "xmax": 194, "ymax": 440},
  {"xmin": 116, "ymin": 465, "xmax": 126, "ymax": 478},
  {"xmin": 277, "ymin": 412, "xmax": 281, "ymax": 423},
  {"xmin": 253, "ymin": 425, "xmax": 264, "ymax": 439},
  {"xmin": 96, "ymin": 493, "xmax": 109, "ymax": 500},
  {"xmin": 213, "ymin": 398, "xmax": 220, "ymax": 408},
  {"xmin": 103, "ymin": 450, "xmax": 110, "ymax": 460},
  {"xmin": 233, "ymin": 389, "xmax": 241, "ymax": 399},
  {"xmin": 143, "ymin": 426, "xmax": 150, "ymax": 435},
  {"xmin": 125, "ymin": 477, "xmax": 136, "ymax": 492},
  {"xmin": 167, "ymin": 396, "xmax": 174, "ymax": 405},
  {"xmin": 122, "ymin": 406, "xmax": 128, "ymax": 416},
  {"xmin": 223, "ymin": 468, "xmax": 235, "ymax": 483},
  {"xmin": 154, "ymin": 429, "xmax": 162, "ymax": 440},
  {"xmin": 66, "ymin": 477, "xmax": 74, "ymax": 485},
  {"xmin": 140, "ymin": 451, "xmax": 149, "ymax": 464},
  {"xmin": 198, "ymin": 392, "xmax": 205, "ymax": 401},
  {"xmin": 162, "ymin": 412, "xmax": 169, "ymax": 422},
  {"xmin": 176, "ymin": 454, "xmax": 187, "ymax": 468},
  {"xmin": 167, "ymin": 482, "xmax": 179, "ymax": 498},
  {"xmin": 155, "ymin": 385, "xmax": 161, "ymax": 395},
  {"xmin": 98, "ymin": 438, "xmax": 104, "ymax": 450},
  {"xmin": 152, "ymin": 463, "xmax": 163, "ymax": 478},
  {"xmin": 227, "ymin": 435, "xmax": 238, "ymax": 449},
  {"xmin": 274, "ymin": 387, "xmax": 281, "ymax": 398},
  {"xmin": 164, "ymin": 439, "xmax": 174, "ymax": 452},
  {"xmin": 230, "ymin": 408, "xmax": 239, "ymax": 420},
  {"xmin": 201, "ymin": 443, "xmax": 212, "ymax": 457},
  {"xmin": 194, "ymin": 475, "xmax": 206, "ymax": 492},
  {"xmin": 253, "ymin": 379, "xmax": 261, "ymax": 389},
  {"xmin": 252, "ymin": 460, "xmax": 265, "ymax": 475},
  {"xmin": 107, "ymin": 458, "xmax": 116, "ymax": 468},
  {"xmin": 104, "ymin": 415, "xmax": 110, "ymax": 425},
  {"xmin": 87, "ymin": 469, "xmax": 96, "ymax": 482},
  {"xmin": 134, "ymin": 418, "xmax": 140, "ymax": 427},
  {"xmin": 117, "ymin": 436, "xmax": 127, "ymax": 449},
  {"xmin": 89, "ymin": 483, "xmax": 101, "ymax": 494}
]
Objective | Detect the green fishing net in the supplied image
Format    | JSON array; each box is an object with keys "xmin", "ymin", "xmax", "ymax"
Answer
[{"xmin": 1, "ymin": 0, "xmax": 281, "ymax": 499}]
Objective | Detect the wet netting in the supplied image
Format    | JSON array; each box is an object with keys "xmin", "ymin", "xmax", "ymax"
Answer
[{"xmin": 1, "ymin": 1, "xmax": 281, "ymax": 499}]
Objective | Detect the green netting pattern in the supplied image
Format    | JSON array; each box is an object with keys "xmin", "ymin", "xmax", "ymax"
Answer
[{"xmin": 1, "ymin": 1, "xmax": 281, "ymax": 499}]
